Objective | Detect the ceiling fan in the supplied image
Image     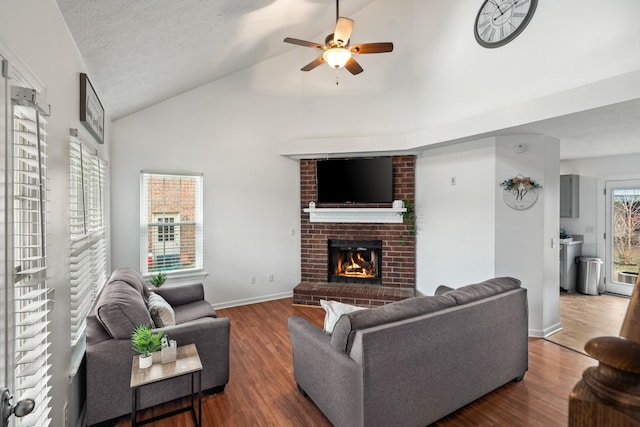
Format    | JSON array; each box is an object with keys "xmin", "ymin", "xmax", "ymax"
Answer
[{"xmin": 283, "ymin": 0, "xmax": 393, "ymax": 75}]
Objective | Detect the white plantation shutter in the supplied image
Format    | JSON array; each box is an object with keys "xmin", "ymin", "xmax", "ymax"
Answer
[
  {"xmin": 140, "ymin": 173, "xmax": 203, "ymax": 275},
  {"xmin": 69, "ymin": 135, "xmax": 107, "ymax": 345},
  {"xmin": 11, "ymin": 101, "xmax": 52, "ymax": 427}
]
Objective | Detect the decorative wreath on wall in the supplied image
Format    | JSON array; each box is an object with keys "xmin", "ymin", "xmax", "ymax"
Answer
[{"xmin": 500, "ymin": 174, "xmax": 542, "ymax": 210}]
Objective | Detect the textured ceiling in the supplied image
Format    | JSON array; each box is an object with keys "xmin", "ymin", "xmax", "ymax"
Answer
[
  {"xmin": 56, "ymin": 0, "xmax": 377, "ymax": 120},
  {"xmin": 56, "ymin": 0, "xmax": 640, "ymax": 160}
]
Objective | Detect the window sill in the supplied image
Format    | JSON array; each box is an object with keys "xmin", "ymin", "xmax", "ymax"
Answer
[{"xmin": 146, "ymin": 270, "xmax": 208, "ymax": 286}]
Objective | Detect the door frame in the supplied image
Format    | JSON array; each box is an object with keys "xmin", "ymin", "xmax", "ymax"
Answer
[{"xmin": 604, "ymin": 179, "xmax": 640, "ymax": 296}]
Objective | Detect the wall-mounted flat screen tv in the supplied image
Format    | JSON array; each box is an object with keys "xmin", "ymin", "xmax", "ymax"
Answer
[{"xmin": 316, "ymin": 157, "xmax": 393, "ymax": 204}]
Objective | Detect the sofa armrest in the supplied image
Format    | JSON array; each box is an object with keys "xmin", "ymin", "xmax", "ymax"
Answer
[
  {"xmin": 154, "ymin": 316, "xmax": 230, "ymax": 388},
  {"xmin": 288, "ymin": 316, "xmax": 363, "ymax": 427},
  {"xmin": 153, "ymin": 316, "xmax": 228, "ymax": 346},
  {"xmin": 86, "ymin": 338, "xmax": 135, "ymax": 424},
  {"xmin": 153, "ymin": 282, "xmax": 205, "ymax": 307}
]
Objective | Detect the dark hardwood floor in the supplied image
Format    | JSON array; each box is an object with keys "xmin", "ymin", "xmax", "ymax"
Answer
[{"xmin": 115, "ymin": 298, "xmax": 597, "ymax": 427}]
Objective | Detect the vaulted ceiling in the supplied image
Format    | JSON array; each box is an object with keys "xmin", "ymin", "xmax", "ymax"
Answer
[
  {"xmin": 56, "ymin": 0, "xmax": 378, "ymax": 120},
  {"xmin": 56, "ymin": 0, "xmax": 640, "ymax": 160}
]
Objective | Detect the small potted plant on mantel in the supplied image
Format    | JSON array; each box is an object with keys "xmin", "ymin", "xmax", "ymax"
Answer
[{"xmin": 131, "ymin": 325, "xmax": 164, "ymax": 369}]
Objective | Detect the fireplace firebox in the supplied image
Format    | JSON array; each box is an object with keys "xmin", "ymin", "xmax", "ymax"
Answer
[{"xmin": 328, "ymin": 240, "xmax": 382, "ymax": 285}]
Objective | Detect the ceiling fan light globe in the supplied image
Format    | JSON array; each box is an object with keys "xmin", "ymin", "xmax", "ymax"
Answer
[{"xmin": 323, "ymin": 48, "xmax": 351, "ymax": 69}]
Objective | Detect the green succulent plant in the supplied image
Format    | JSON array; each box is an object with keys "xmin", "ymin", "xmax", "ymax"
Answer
[
  {"xmin": 131, "ymin": 325, "xmax": 164, "ymax": 357},
  {"xmin": 149, "ymin": 272, "xmax": 167, "ymax": 287},
  {"xmin": 400, "ymin": 199, "xmax": 415, "ymax": 245}
]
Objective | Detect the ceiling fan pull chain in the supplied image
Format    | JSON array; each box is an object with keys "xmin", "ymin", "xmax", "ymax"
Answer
[{"xmin": 336, "ymin": 71, "xmax": 340, "ymax": 86}]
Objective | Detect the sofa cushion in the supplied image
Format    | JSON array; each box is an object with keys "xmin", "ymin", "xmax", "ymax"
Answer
[
  {"xmin": 109, "ymin": 267, "xmax": 150, "ymax": 300},
  {"xmin": 320, "ymin": 300, "xmax": 366, "ymax": 334},
  {"xmin": 442, "ymin": 277, "xmax": 521, "ymax": 305},
  {"xmin": 330, "ymin": 295, "xmax": 457, "ymax": 353},
  {"xmin": 95, "ymin": 282, "xmax": 153, "ymax": 339},
  {"xmin": 173, "ymin": 301, "xmax": 217, "ymax": 324},
  {"xmin": 434, "ymin": 285, "xmax": 454, "ymax": 296},
  {"xmin": 147, "ymin": 293, "xmax": 176, "ymax": 327}
]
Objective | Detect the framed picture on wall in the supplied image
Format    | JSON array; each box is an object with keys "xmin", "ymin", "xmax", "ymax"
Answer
[{"xmin": 79, "ymin": 73, "xmax": 104, "ymax": 144}]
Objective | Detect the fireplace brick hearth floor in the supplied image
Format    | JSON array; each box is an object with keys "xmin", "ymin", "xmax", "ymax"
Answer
[{"xmin": 293, "ymin": 282, "xmax": 415, "ymax": 307}]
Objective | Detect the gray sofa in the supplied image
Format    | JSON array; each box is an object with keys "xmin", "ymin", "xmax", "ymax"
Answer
[
  {"xmin": 86, "ymin": 268, "xmax": 230, "ymax": 426},
  {"xmin": 288, "ymin": 277, "xmax": 528, "ymax": 427}
]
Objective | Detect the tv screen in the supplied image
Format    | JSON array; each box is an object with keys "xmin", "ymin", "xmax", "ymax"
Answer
[{"xmin": 316, "ymin": 157, "xmax": 393, "ymax": 203}]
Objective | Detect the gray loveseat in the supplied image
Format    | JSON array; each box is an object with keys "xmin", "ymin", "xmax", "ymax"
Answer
[
  {"xmin": 288, "ymin": 277, "xmax": 528, "ymax": 427},
  {"xmin": 86, "ymin": 268, "xmax": 230, "ymax": 426}
]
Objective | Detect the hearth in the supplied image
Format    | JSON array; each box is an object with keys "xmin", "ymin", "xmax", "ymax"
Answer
[{"xmin": 328, "ymin": 239, "xmax": 382, "ymax": 285}]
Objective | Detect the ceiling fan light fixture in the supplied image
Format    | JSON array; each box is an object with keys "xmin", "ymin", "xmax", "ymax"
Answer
[{"xmin": 323, "ymin": 48, "xmax": 351, "ymax": 69}]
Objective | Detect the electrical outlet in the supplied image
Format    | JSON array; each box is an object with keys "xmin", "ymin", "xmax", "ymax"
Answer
[
  {"xmin": 290, "ymin": 227, "xmax": 296, "ymax": 236},
  {"xmin": 250, "ymin": 276, "xmax": 256, "ymax": 285},
  {"xmin": 450, "ymin": 176, "xmax": 456, "ymax": 185},
  {"xmin": 268, "ymin": 273, "xmax": 274, "ymax": 282},
  {"xmin": 585, "ymin": 225, "xmax": 595, "ymax": 233}
]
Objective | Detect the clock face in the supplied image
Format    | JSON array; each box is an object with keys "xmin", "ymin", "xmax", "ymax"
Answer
[{"xmin": 475, "ymin": 0, "xmax": 538, "ymax": 48}]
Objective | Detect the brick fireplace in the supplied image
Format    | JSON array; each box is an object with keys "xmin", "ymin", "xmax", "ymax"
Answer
[{"xmin": 293, "ymin": 155, "xmax": 416, "ymax": 306}]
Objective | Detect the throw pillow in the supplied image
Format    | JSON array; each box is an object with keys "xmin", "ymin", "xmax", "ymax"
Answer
[
  {"xmin": 147, "ymin": 292, "xmax": 176, "ymax": 327},
  {"xmin": 320, "ymin": 299, "xmax": 365, "ymax": 334}
]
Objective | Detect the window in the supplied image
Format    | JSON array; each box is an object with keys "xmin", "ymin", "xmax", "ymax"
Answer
[
  {"xmin": 69, "ymin": 135, "xmax": 107, "ymax": 345},
  {"xmin": 140, "ymin": 173, "xmax": 203, "ymax": 275},
  {"xmin": 10, "ymin": 96, "xmax": 52, "ymax": 427}
]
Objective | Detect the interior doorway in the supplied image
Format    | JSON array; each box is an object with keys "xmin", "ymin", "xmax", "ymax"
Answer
[{"xmin": 605, "ymin": 180, "xmax": 640, "ymax": 296}]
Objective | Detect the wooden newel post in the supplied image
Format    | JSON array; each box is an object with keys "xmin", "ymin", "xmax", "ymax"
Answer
[{"xmin": 568, "ymin": 274, "xmax": 640, "ymax": 426}]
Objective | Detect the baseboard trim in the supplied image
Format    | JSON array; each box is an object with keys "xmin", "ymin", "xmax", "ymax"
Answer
[
  {"xmin": 543, "ymin": 322, "xmax": 563, "ymax": 338},
  {"xmin": 528, "ymin": 322, "xmax": 563, "ymax": 338},
  {"xmin": 213, "ymin": 292, "xmax": 293, "ymax": 310}
]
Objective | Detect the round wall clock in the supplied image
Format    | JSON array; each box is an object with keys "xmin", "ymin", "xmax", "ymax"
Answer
[{"xmin": 474, "ymin": 0, "xmax": 538, "ymax": 48}]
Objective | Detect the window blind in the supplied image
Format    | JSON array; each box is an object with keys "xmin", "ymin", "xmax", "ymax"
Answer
[
  {"xmin": 140, "ymin": 173, "xmax": 203, "ymax": 275},
  {"xmin": 11, "ymin": 102, "xmax": 52, "ymax": 427},
  {"xmin": 69, "ymin": 135, "xmax": 107, "ymax": 345}
]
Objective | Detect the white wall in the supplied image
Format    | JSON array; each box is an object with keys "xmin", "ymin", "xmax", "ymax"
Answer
[
  {"xmin": 415, "ymin": 139, "xmax": 496, "ymax": 294},
  {"xmin": 495, "ymin": 135, "xmax": 561, "ymax": 336},
  {"xmin": 283, "ymin": 0, "xmax": 640, "ymax": 157},
  {"xmin": 416, "ymin": 135, "xmax": 560, "ymax": 336},
  {"xmin": 111, "ymin": 67, "xmax": 302, "ymax": 307},
  {"xmin": 414, "ymin": 0, "xmax": 640, "ymax": 125},
  {"xmin": 0, "ymin": 1, "xmax": 112, "ymax": 426}
]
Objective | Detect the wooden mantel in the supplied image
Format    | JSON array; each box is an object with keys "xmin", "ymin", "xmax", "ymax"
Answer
[{"xmin": 303, "ymin": 207, "xmax": 406, "ymax": 224}]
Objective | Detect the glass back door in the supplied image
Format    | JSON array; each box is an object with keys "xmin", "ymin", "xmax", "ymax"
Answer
[{"xmin": 605, "ymin": 179, "xmax": 640, "ymax": 296}]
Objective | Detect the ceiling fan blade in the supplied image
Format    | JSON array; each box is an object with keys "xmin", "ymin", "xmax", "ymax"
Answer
[
  {"xmin": 344, "ymin": 57, "xmax": 363, "ymax": 75},
  {"xmin": 301, "ymin": 56, "xmax": 325, "ymax": 72},
  {"xmin": 350, "ymin": 42, "xmax": 394, "ymax": 54},
  {"xmin": 284, "ymin": 37, "xmax": 326, "ymax": 50},
  {"xmin": 333, "ymin": 17, "xmax": 354, "ymax": 46}
]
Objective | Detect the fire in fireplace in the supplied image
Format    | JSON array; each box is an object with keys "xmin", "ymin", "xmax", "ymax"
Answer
[{"xmin": 328, "ymin": 240, "xmax": 382, "ymax": 284}]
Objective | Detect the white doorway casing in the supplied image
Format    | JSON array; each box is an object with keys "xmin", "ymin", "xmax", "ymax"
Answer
[{"xmin": 605, "ymin": 179, "xmax": 640, "ymax": 296}]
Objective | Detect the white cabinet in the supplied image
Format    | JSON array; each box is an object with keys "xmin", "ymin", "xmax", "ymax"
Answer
[{"xmin": 560, "ymin": 174, "xmax": 579, "ymax": 218}]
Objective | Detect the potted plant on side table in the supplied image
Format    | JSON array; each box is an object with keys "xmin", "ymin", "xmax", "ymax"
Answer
[{"xmin": 131, "ymin": 325, "xmax": 164, "ymax": 369}]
